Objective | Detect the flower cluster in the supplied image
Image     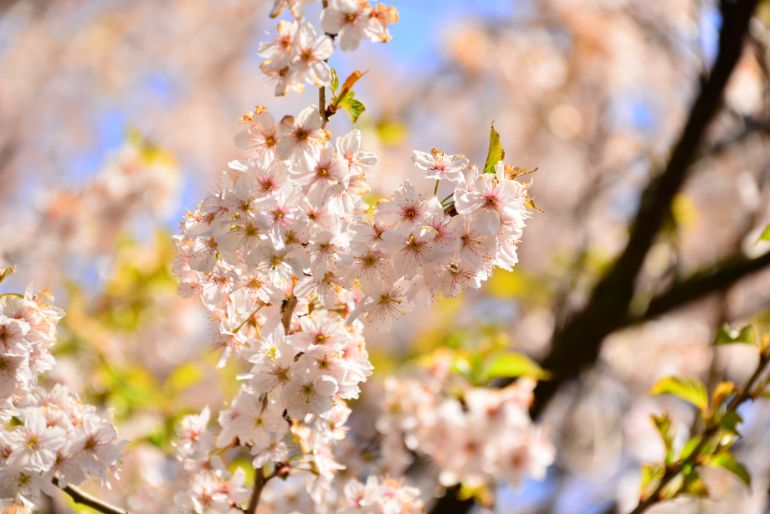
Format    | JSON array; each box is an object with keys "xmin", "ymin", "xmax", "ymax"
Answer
[
  {"xmin": 37, "ymin": 137, "xmax": 179, "ymax": 256},
  {"xmin": 259, "ymin": 20, "xmax": 333, "ymax": 96},
  {"xmin": 259, "ymin": 0, "xmax": 397, "ymax": 95},
  {"xmin": 172, "ymin": 407, "xmax": 250, "ymax": 513},
  {"xmin": 172, "ymin": 0, "xmax": 539, "ymax": 510},
  {"xmin": 0, "ymin": 136, "xmax": 179, "ymax": 284},
  {"xmin": 340, "ymin": 476, "xmax": 423, "ymax": 513},
  {"xmin": 0, "ymin": 291, "xmax": 122, "ymax": 509},
  {"xmin": 173, "ymin": 101, "xmax": 534, "ymax": 504},
  {"xmin": 377, "ymin": 357, "xmax": 554, "ymax": 490},
  {"xmin": 176, "ymin": 72, "xmax": 534, "ymax": 514},
  {"xmin": 321, "ymin": 0, "xmax": 399, "ymax": 51}
]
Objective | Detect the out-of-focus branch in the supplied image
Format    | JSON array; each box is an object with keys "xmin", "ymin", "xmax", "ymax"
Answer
[
  {"xmin": 700, "ymin": 115, "xmax": 770, "ymax": 160},
  {"xmin": 630, "ymin": 250, "xmax": 770, "ymax": 326},
  {"xmin": 530, "ymin": 0, "xmax": 761, "ymax": 419}
]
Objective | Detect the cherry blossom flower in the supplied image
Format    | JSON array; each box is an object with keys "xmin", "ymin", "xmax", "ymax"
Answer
[{"xmin": 412, "ymin": 148, "xmax": 469, "ymax": 183}]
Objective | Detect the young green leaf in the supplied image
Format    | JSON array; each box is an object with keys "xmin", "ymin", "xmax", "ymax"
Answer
[
  {"xmin": 681, "ymin": 470, "xmax": 709, "ymax": 498},
  {"xmin": 713, "ymin": 323, "xmax": 755, "ymax": 346},
  {"xmin": 679, "ymin": 435, "xmax": 702, "ymax": 460},
  {"xmin": 639, "ymin": 463, "xmax": 664, "ymax": 497},
  {"xmin": 451, "ymin": 353, "xmax": 472, "ymax": 378},
  {"xmin": 338, "ymin": 92, "xmax": 366, "ymax": 123},
  {"xmin": 704, "ymin": 453, "xmax": 751, "ymax": 487},
  {"xmin": 711, "ymin": 381, "xmax": 736, "ymax": 410},
  {"xmin": 337, "ymin": 70, "xmax": 365, "ymax": 101},
  {"xmin": 651, "ymin": 414, "xmax": 675, "ymax": 463},
  {"xmin": 483, "ymin": 122, "xmax": 505, "ymax": 174},
  {"xmin": 651, "ymin": 376, "xmax": 708, "ymax": 411},
  {"xmin": 330, "ymin": 68, "xmax": 339, "ymax": 93},
  {"xmin": 718, "ymin": 410, "xmax": 743, "ymax": 435},
  {"xmin": 482, "ymin": 352, "xmax": 550, "ymax": 381}
]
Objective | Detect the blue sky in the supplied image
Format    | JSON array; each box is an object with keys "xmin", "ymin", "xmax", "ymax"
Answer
[
  {"xmin": 62, "ymin": 0, "xmax": 520, "ymax": 221},
  {"xmin": 388, "ymin": 0, "xmax": 516, "ymax": 66}
]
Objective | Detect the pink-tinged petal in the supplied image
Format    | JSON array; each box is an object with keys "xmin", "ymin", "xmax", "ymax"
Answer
[{"xmin": 454, "ymin": 189, "xmax": 484, "ymax": 214}]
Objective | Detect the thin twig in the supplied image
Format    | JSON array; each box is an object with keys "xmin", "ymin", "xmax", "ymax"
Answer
[
  {"xmin": 319, "ymin": 85, "xmax": 327, "ymax": 125},
  {"xmin": 628, "ymin": 250, "xmax": 770, "ymax": 326},
  {"xmin": 628, "ymin": 353, "xmax": 770, "ymax": 514},
  {"xmin": 53, "ymin": 478, "xmax": 129, "ymax": 514}
]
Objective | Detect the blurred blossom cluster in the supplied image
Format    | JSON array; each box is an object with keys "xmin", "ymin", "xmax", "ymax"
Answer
[
  {"xmin": 0, "ymin": 290, "xmax": 122, "ymax": 509},
  {"xmin": 378, "ymin": 354, "xmax": 554, "ymax": 490}
]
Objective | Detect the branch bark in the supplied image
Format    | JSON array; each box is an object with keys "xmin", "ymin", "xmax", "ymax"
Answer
[
  {"xmin": 630, "ymin": 250, "xmax": 770, "ymax": 326},
  {"xmin": 245, "ymin": 469, "xmax": 267, "ymax": 514},
  {"xmin": 530, "ymin": 0, "xmax": 761, "ymax": 419}
]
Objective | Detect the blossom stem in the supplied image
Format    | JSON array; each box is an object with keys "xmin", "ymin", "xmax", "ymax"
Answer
[
  {"xmin": 245, "ymin": 468, "xmax": 268, "ymax": 514},
  {"xmin": 233, "ymin": 304, "xmax": 264, "ymax": 334},
  {"xmin": 319, "ymin": 86, "xmax": 327, "ymax": 126},
  {"xmin": 53, "ymin": 478, "xmax": 129, "ymax": 514},
  {"xmin": 281, "ymin": 295, "xmax": 298, "ymax": 332},
  {"xmin": 433, "ymin": 180, "xmax": 439, "ymax": 196},
  {"xmin": 627, "ymin": 352, "xmax": 770, "ymax": 514}
]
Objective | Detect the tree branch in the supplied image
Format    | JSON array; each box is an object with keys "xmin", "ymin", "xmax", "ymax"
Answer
[
  {"xmin": 53, "ymin": 479, "xmax": 128, "ymax": 514},
  {"xmin": 245, "ymin": 469, "xmax": 267, "ymax": 514},
  {"xmin": 630, "ymin": 250, "xmax": 770, "ymax": 326},
  {"xmin": 530, "ymin": 0, "xmax": 760, "ymax": 420}
]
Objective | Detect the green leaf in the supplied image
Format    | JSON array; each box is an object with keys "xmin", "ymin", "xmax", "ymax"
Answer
[
  {"xmin": 482, "ymin": 352, "xmax": 550, "ymax": 381},
  {"xmin": 483, "ymin": 122, "xmax": 505, "ymax": 174},
  {"xmin": 711, "ymin": 381, "xmax": 736, "ymax": 410},
  {"xmin": 758, "ymin": 224, "xmax": 770, "ymax": 243},
  {"xmin": 718, "ymin": 411, "xmax": 743, "ymax": 435},
  {"xmin": 339, "ymin": 93, "xmax": 366, "ymax": 123},
  {"xmin": 714, "ymin": 323, "xmax": 756, "ymax": 346},
  {"xmin": 651, "ymin": 376, "xmax": 708, "ymax": 411},
  {"xmin": 330, "ymin": 68, "xmax": 339, "ymax": 93},
  {"xmin": 326, "ymin": 70, "xmax": 367, "ymax": 121},
  {"xmin": 704, "ymin": 453, "xmax": 752, "ymax": 487},
  {"xmin": 681, "ymin": 469, "xmax": 709, "ymax": 498},
  {"xmin": 651, "ymin": 414, "xmax": 674, "ymax": 463},
  {"xmin": 679, "ymin": 435, "xmax": 702, "ymax": 460},
  {"xmin": 640, "ymin": 463, "xmax": 664, "ymax": 497}
]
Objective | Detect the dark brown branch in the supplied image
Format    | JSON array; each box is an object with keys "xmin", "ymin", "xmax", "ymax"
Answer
[
  {"xmin": 631, "ymin": 250, "xmax": 770, "ymax": 325},
  {"xmin": 245, "ymin": 469, "xmax": 267, "ymax": 514},
  {"xmin": 530, "ymin": 0, "xmax": 760, "ymax": 420}
]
